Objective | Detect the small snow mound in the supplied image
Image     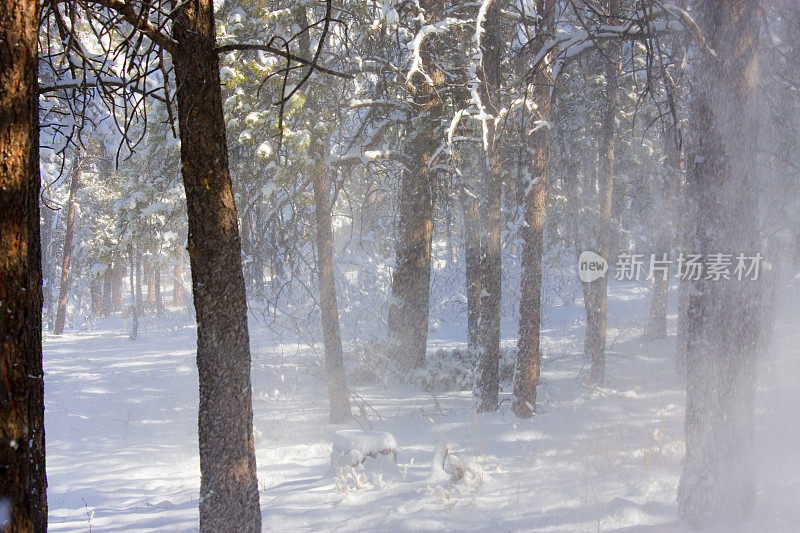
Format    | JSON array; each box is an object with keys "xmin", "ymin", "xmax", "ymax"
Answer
[
  {"xmin": 429, "ymin": 440, "xmax": 479, "ymax": 485},
  {"xmin": 331, "ymin": 430, "xmax": 398, "ymax": 468}
]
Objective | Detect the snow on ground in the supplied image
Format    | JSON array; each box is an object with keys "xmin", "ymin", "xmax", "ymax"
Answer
[{"xmin": 43, "ymin": 279, "xmax": 800, "ymax": 532}]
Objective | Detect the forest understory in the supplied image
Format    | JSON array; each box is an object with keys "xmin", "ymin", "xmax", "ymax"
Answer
[{"xmin": 43, "ymin": 276, "xmax": 800, "ymax": 532}]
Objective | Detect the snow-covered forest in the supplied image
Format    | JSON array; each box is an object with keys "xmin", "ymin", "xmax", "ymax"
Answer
[{"xmin": 2, "ymin": 0, "xmax": 799, "ymax": 531}]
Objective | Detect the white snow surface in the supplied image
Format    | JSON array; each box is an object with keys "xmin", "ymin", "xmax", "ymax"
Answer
[{"xmin": 43, "ymin": 280, "xmax": 800, "ymax": 531}]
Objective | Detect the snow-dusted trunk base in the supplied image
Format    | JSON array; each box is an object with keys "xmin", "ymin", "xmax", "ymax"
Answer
[
  {"xmin": 678, "ymin": 0, "xmax": 763, "ymax": 527},
  {"xmin": 172, "ymin": 0, "xmax": 260, "ymax": 530}
]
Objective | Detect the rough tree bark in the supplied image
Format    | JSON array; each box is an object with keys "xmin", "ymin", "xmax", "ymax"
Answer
[
  {"xmin": 53, "ymin": 156, "xmax": 82, "ymax": 335},
  {"xmin": 0, "ymin": 0, "xmax": 47, "ymax": 529},
  {"xmin": 513, "ymin": 0, "xmax": 554, "ymax": 418},
  {"xmin": 474, "ymin": 0, "xmax": 504, "ymax": 413},
  {"xmin": 386, "ymin": 0, "xmax": 444, "ymax": 370},
  {"xmin": 460, "ymin": 178, "xmax": 481, "ymax": 355},
  {"xmin": 171, "ymin": 0, "xmax": 261, "ymax": 529},
  {"xmin": 584, "ymin": 0, "xmax": 620, "ymax": 386},
  {"xmin": 677, "ymin": 0, "xmax": 763, "ymax": 527}
]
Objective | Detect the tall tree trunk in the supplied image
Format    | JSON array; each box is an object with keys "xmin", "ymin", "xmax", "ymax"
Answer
[
  {"xmin": 173, "ymin": 261, "xmax": 185, "ymax": 308},
  {"xmin": 513, "ymin": 0, "xmax": 554, "ymax": 418},
  {"xmin": 111, "ymin": 260, "xmax": 124, "ymax": 312},
  {"xmin": 0, "ymin": 0, "xmax": 47, "ymax": 528},
  {"xmin": 145, "ymin": 259, "xmax": 155, "ymax": 309},
  {"xmin": 312, "ymin": 168, "xmax": 352, "ymax": 423},
  {"xmin": 474, "ymin": 0, "xmax": 504, "ymax": 412},
  {"xmin": 460, "ymin": 180, "xmax": 481, "ymax": 355},
  {"xmin": 135, "ymin": 251, "xmax": 144, "ymax": 318},
  {"xmin": 128, "ymin": 246, "xmax": 139, "ymax": 341},
  {"xmin": 154, "ymin": 262, "xmax": 164, "ymax": 315},
  {"xmin": 40, "ymin": 203, "xmax": 57, "ymax": 330},
  {"xmin": 297, "ymin": 7, "xmax": 351, "ymax": 423},
  {"xmin": 90, "ymin": 277, "xmax": 102, "ymax": 316},
  {"xmin": 171, "ymin": 0, "xmax": 261, "ymax": 529},
  {"xmin": 102, "ymin": 260, "xmax": 113, "ymax": 317},
  {"xmin": 646, "ymin": 258, "xmax": 669, "ymax": 339},
  {"xmin": 53, "ymin": 156, "xmax": 82, "ymax": 335},
  {"xmin": 584, "ymin": 0, "xmax": 620, "ymax": 386},
  {"xmin": 648, "ymin": 118, "xmax": 684, "ymax": 342},
  {"xmin": 386, "ymin": 0, "xmax": 444, "ymax": 370},
  {"xmin": 678, "ymin": 0, "xmax": 762, "ymax": 526},
  {"xmin": 676, "ymin": 134, "xmax": 691, "ymax": 379}
]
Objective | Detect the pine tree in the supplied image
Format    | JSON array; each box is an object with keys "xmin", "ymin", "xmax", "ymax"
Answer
[
  {"xmin": 0, "ymin": 0, "xmax": 47, "ymax": 529},
  {"xmin": 172, "ymin": 0, "xmax": 261, "ymax": 528},
  {"xmin": 678, "ymin": 0, "xmax": 763, "ymax": 526}
]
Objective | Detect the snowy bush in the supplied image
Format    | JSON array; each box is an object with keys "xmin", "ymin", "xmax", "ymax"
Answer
[
  {"xmin": 331, "ymin": 430, "xmax": 398, "ymax": 468},
  {"xmin": 346, "ymin": 345, "xmax": 517, "ymax": 392}
]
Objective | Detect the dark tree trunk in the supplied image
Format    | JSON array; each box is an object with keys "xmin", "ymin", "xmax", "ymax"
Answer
[
  {"xmin": 584, "ymin": 0, "xmax": 620, "ymax": 386},
  {"xmin": 678, "ymin": 0, "xmax": 762, "ymax": 526},
  {"xmin": 460, "ymin": 180, "xmax": 481, "ymax": 355},
  {"xmin": 386, "ymin": 0, "xmax": 444, "ymax": 370},
  {"xmin": 53, "ymin": 156, "xmax": 82, "ymax": 335},
  {"xmin": 171, "ymin": 0, "xmax": 261, "ymax": 529},
  {"xmin": 474, "ymin": 0, "xmax": 504, "ymax": 412},
  {"xmin": 513, "ymin": 0, "xmax": 554, "ymax": 418},
  {"xmin": 387, "ymin": 163, "xmax": 436, "ymax": 369},
  {"xmin": 0, "ymin": 0, "xmax": 47, "ymax": 529}
]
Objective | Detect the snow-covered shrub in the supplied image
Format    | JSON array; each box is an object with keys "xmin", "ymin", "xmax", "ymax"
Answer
[
  {"xmin": 331, "ymin": 430, "xmax": 398, "ymax": 468},
  {"xmin": 346, "ymin": 346, "xmax": 517, "ymax": 392}
]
